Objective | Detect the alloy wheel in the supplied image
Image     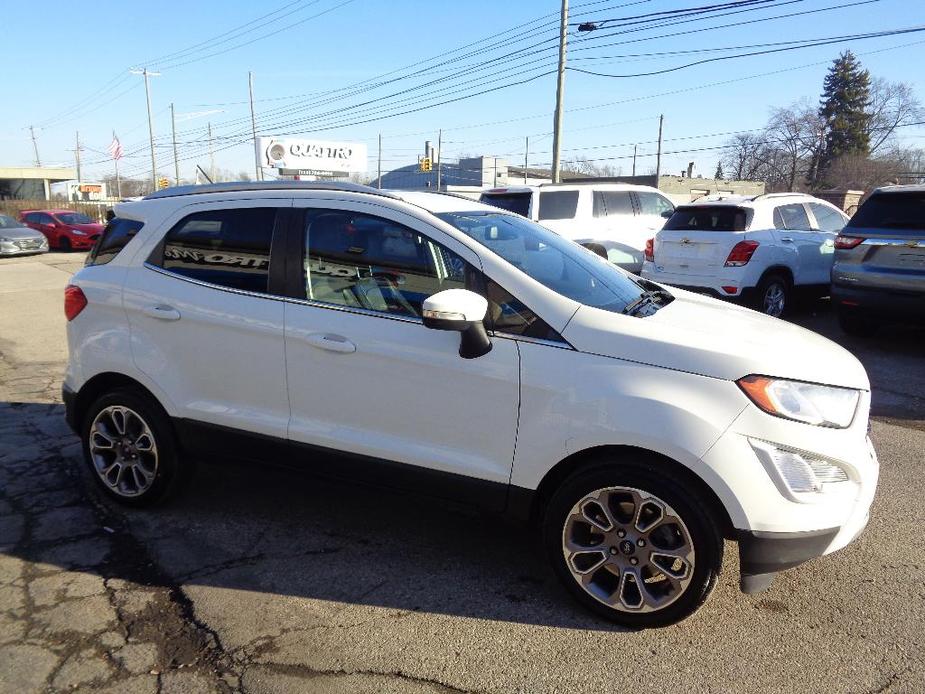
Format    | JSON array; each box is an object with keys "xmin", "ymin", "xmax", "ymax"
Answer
[
  {"xmin": 561, "ymin": 486, "xmax": 695, "ymax": 613},
  {"xmin": 88, "ymin": 406, "xmax": 158, "ymax": 497},
  {"xmin": 762, "ymin": 283, "xmax": 786, "ymax": 317}
]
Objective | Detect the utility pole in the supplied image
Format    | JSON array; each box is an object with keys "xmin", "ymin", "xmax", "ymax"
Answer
[
  {"xmin": 248, "ymin": 71, "xmax": 261, "ymax": 181},
  {"xmin": 29, "ymin": 126, "xmax": 41, "ymax": 167},
  {"xmin": 655, "ymin": 114, "xmax": 664, "ymax": 186},
  {"xmin": 170, "ymin": 103, "xmax": 180, "ymax": 185},
  {"xmin": 207, "ymin": 122, "xmax": 215, "ymax": 183},
  {"xmin": 524, "ymin": 136, "xmax": 529, "ymax": 183},
  {"xmin": 550, "ymin": 0, "xmax": 569, "ymax": 184},
  {"xmin": 377, "ymin": 133, "xmax": 382, "ymax": 189},
  {"xmin": 436, "ymin": 129, "xmax": 442, "ymax": 191},
  {"xmin": 130, "ymin": 68, "xmax": 160, "ymax": 191},
  {"xmin": 74, "ymin": 131, "xmax": 82, "ymax": 184},
  {"xmin": 632, "ymin": 144, "xmax": 637, "ymax": 176}
]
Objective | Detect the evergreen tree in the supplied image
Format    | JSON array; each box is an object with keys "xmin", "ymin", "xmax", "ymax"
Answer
[
  {"xmin": 713, "ymin": 161, "xmax": 725, "ymax": 180},
  {"xmin": 813, "ymin": 51, "xmax": 871, "ymax": 187}
]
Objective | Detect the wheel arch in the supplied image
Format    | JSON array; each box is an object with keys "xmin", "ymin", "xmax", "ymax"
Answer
[
  {"xmin": 74, "ymin": 372, "xmax": 168, "ymax": 431},
  {"xmin": 526, "ymin": 444, "xmax": 736, "ymax": 539},
  {"xmin": 759, "ymin": 264, "xmax": 794, "ymax": 286}
]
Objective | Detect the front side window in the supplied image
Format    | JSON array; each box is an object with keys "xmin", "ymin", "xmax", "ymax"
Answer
[
  {"xmin": 437, "ymin": 211, "xmax": 652, "ymax": 314},
  {"xmin": 538, "ymin": 190, "xmax": 579, "ymax": 220},
  {"xmin": 593, "ymin": 191, "xmax": 634, "ymax": 218},
  {"xmin": 808, "ymin": 202, "xmax": 847, "ymax": 232},
  {"xmin": 773, "ymin": 204, "xmax": 811, "ymax": 230},
  {"xmin": 636, "ymin": 192, "xmax": 674, "ymax": 217},
  {"xmin": 157, "ymin": 208, "xmax": 276, "ymax": 293},
  {"xmin": 86, "ymin": 218, "xmax": 144, "ymax": 266},
  {"xmin": 484, "ymin": 279, "xmax": 560, "ymax": 340},
  {"xmin": 304, "ymin": 210, "xmax": 466, "ymax": 318}
]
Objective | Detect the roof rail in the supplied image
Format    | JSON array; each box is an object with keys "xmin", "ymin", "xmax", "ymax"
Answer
[
  {"xmin": 142, "ymin": 180, "xmax": 399, "ymax": 200},
  {"xmin": 750, "ymin": 192, "xmax": 806, "ymax": 201}
]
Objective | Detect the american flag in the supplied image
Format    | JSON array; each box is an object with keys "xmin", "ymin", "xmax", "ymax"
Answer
[{"xmin": 108, "ymin": 132, "xmax": 123, "ymax": 161}]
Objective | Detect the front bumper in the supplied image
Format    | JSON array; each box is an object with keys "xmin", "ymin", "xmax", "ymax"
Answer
[
  {"xmin": 63, "ymin": 383, "xmax": 78, "ymax": 433},
  {"xmin": 64, "ymin": 235, "xmax": 97, "ymax": 250},
  {"xmin": 0, "ymin": 240, "xmax": 48, "ymax": 256}
]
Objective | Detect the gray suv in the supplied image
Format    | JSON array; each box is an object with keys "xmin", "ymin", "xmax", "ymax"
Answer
[{"xmin": 832, "ymin": 185, "xmax": 925, "ymax": 335}]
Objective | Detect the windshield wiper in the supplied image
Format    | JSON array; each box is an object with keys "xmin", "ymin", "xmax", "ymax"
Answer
[{"xmin": 623, "ymin": 288, "xmax": 672, "ymax": 316}]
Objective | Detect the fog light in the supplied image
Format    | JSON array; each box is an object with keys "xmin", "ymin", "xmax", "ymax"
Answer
[{"xmin": 750, "ymin": 440, "xmax": 849, "ymax": 496}]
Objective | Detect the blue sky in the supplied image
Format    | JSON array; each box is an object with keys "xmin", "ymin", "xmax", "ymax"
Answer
[{"xmin": 3, "ymin": 0, "xmax": 924, "ymax": 183}]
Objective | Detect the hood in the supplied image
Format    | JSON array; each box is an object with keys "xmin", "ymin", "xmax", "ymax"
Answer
[
  {"xmin": 0, "ymin": 226, "xmax": 46, "ymax": 241},
  {"xmin": 562, "ymin": 289, "xmax": 870, "ymax": 390},
  {"xmin": 68, "ymin": 223, "xmax": 104, "ymax": 234}
]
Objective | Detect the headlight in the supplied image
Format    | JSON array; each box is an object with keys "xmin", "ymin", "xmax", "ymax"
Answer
[
  {"xmin": 737, "ymin": 375, "xmax": 860, "ymax": 428},
  {"xmin": 71, "ymin": 228, "xmax": 87, "ymax": 236}
]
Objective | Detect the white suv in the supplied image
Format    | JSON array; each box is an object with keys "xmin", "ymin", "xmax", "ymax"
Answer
[
  {"xmin": 64, "ymin": 182, "xmax": 877, "ymax": 628},
  {"xmin": 479, "ymin": 183, "xmax": 674, "ymax": 273},
  {"xmin": 640, "ymin": 193, "xmax": 849, "ymax": 316}
]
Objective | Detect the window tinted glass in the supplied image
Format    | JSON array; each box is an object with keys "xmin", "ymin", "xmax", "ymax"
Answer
[
  {"xmin": 808, "ymin": 203, "xmax": 846, "ymax": 232},
  {"xmin": 479, "ymin": 192, "xmax": 531, "ymax": 217},
  {"xmin": 847, "ymin": 192, "xmax": 925, "ymax": 233},
  {"xmin": 159, "ymin": 208, "xmax": 276, "ymax": 293},
  {"xmin": 538, "ymin": 190, "xmax": 579, "ymax": 220},
  {"xmin": 484, "ymin": 279, "xmax": 561, "ymax": 341},
  {"xmin": 304, "ymin": 210, "xmax": 467, "ymax": 318},
  {"xmin": 0, "ymin": 215, "xmax": 20, "ymax": 228},
  {"xmin": 86, "ymin": 218, "xmax": 144, "ymax": 266},
  {"xmin": 437, "ymin": 211, "xmax": 649, "ymax": 314},
  {"xmin": 774, "ymin": 203, "xmax": 810, "ymax": 230},
  {"xmin": 636, "ymin": 192, "xmax": 674, "ymax": 216},
  {"xmin": 593, "ymin": 191, "xmax": 634, "ymax": 218},
  {"xmin": 664, "ymin": 206, "xmax": 749, "ymax": 232}
]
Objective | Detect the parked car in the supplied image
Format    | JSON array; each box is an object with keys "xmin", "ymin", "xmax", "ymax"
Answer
[
  {"xmin": 478, "ymin": 183, "xmax": 674, "ymax": 273},
  {"xmin": 63, "ymin": 181, "xmax": 877, "ymax": 628},
  {"xmin": 832, "ymin": 185, "xmax": 925, "ymax": 335},
  {"xmin": 641, "ymin": 193, "xmax": 849, "ymax": 316},
  {"xmin": 0, "ymin": 214, "xmax": 49, "ymax": 256},
  {"xmin": 20, "ymin": 209, "xmax": 104, "ymax": 251}
]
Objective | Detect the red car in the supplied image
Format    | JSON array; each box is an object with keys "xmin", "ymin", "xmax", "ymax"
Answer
[{"xmin": 20, "ymin": 209, "xmax": 104, "ymax": 251}]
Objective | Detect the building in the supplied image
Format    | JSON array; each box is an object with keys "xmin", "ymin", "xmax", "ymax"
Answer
[
  {"xmin": 602, "ymin": 175, "xmax": 765, "ymax": 205},
  {"xmin": 0, "ymin": 166, "xmax": 78, "ymax": 200}
]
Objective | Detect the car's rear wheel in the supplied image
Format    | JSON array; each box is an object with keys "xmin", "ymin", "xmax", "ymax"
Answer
[
  {"xmin": 81, "ymin": 389, "xmax": 181, "ymax": 506},
  {"xmin": 544, "ymin": 460, "xmax": 722, "ymax": 628},
  {"xmin": 837, "ymin": 306, "xmax": 879, "ymax": 337},
  {"xmin": 755, "ymin": 273, "xmax": 790, "ymax": 317},
  {"xmin": 58, "ymin": 236, "xmax": 71, "ymax": 252}
]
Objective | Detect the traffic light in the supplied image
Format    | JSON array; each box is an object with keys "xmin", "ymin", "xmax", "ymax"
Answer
[
  {"xmin": 157, "ymin": 177, "xmax": 170, "ymax": 190},
  {"xmin": 419, "ymin": 157, "xmax": 432, "ymax": 173}
]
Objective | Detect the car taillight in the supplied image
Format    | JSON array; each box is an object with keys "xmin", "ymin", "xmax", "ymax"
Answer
[
  {"xmin": 725, "ymin": 240, "xmax": 759, "ymax": 267},
  {"xmin": 834, "ymin": 235, "xmax": 864, "ymax": 249},
  {"xmin": 644, "ymin": 238, "xmax": 655, "ymax": 262},
  {"xmin": 64, "ymin": 285, "xmax": 87, "ymax": 321}
]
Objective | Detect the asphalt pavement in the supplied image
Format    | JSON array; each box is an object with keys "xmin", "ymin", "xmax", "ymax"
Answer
[{"xmin": 0, "ymin": 252, "xmax": 923, "ymax": 694}]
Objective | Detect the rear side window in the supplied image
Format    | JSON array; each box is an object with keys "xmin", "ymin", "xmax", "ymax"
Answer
[
  {"xmin": 664, "ymin": 206, "xmax": 749, "ymax": 232},
  {"xmin": 808, "ymin": 203, "xmax": 847, "ymax": 232},
  {"xmin": 479, "ymin": 192, "xmax": 531, "ymax": 217},
  {"xmin": 847, "ymin": 192, "xmax": 925, "ymax": 233},
  {"xmin": 538, "ymin": 190, "xmax": 579, "ymax": 220},
  {"xmin": 156, "ymin": 208, "xmax": 276, "ymax": 293},
  {"xmin": 86, "ymin": 218, "xmax": 144, "ymax": 266},
  {"xmin": 592, "ymin": 191, "xmax": 634, "ymax": 218},
  {"xmin": 773, "ymin": 204, "xmax": 811, "ymax": 230},
  {"xmin": 636, "ymin": 192, "xmax": 674, "ymax": 217}
]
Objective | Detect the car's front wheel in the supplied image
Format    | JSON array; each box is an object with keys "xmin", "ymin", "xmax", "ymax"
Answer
[
  {"xmin": 81, "ymin": 389, "xmax": 181, "ymax": 505},
  {"xmin": 544, "ymin": 460, "xmax": 722, "ymax": 628}
]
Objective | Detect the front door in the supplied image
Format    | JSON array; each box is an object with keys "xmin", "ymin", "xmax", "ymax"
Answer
[
  {"xmin": 773, "ymin": 203, "xmax": 827, "ymax": 284},
  {"xmin": 283, "ymin": 201, "xmax": 520, "ymax": 510}
]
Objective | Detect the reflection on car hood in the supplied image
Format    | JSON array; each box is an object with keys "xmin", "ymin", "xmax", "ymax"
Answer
[
  {"xmin": 563, "ymin": 288, "xmax": 870, "ymax": 390},
  {"xmin": 0, "ymin": 227, "xmax": 46, "ymax": 241}
]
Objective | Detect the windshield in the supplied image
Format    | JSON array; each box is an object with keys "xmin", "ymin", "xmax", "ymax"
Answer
[
  {"xmin": 438, "ymin": 211, "xmax": 653, "ymax": 314},
  {"xmin": 0, "ymin": 215, "xmax": 22, "ymax": 229},
  {"xmin": 479, "ymin": 192, "xmax": 531, "ymax": 217},
  {"xmin": 664, "ymin": 206, "xmax": 750, "ymax": 232},
  {"xmin": 847, "ymin": 192, "xmax": 924, "ymax": 233},
  {"xmin": 56, "ymin": 212, "xmax": 92, "ymax": 225}
]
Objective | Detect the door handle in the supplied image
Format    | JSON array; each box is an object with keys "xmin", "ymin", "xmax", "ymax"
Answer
[
  {"xmin": 780, "ymin": 237, "xmax": 794, "ymax": 243},
  {"xmin": 304, "ymin": 332, "xmax": 356, "ymax": 353},
  {"xmin": 143, "ymin": 305, "xmax": 181, "ymax": 321}
]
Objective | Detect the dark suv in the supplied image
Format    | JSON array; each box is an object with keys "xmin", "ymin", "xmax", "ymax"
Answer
[{"xmin": 832, "ymin": 186, "xmax": 925, "ymax": 335}]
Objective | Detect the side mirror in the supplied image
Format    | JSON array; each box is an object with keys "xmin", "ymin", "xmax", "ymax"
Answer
[{"xmin": 422, "ymin": 289, "xmax": 492, "ymax": 359}]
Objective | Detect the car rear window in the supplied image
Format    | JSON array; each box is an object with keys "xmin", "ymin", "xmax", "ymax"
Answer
[
  {"xmin": 85, "ymin": 218, "xmax": 144, "ymax": 266},
  {"xmin": 664, "ymin": 206, "xmax": 750, "ymax": 232},
  {"xmin": 847, "ymin": 191, "xmax": 925, "ymax": 233},
  {"xmin": 538, "ymin": 190, "xmax": 579, "ymax": 220},
  {"xmin": 478, "ymin": 192, "xmax": 531, "ymax": 217}
]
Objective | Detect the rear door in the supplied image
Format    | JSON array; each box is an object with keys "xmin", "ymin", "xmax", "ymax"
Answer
[
  {"xmin": 653, "ymin": 205, "xmax": 750, "ymax": 278},
  {"xmin": 772, "ymin": 202, "xmax": 827, "ymax": 284}
]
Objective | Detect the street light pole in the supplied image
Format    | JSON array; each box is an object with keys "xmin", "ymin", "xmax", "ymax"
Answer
[
  {"xmin": 131, "ymin": 68, "xmax": 160, "ymax": 191},
  {"xmin": 170, "ymin": 103, "xmax": 180, "ymax": 185},
  {"xmin": 248, "ymin": 71, "xmax": 261, "ymax": 181},
  {"xmin": 550, "ymin": 0, "xmax": 568, "ymax": 184},
  {"xmin": 29, "ymin": 126, "xmax": 41, "ymax": 167}
]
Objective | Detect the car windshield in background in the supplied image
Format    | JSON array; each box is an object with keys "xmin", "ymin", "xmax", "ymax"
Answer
[
  {"xmin": 664, "ymin": 206, "xmax": 750, "ymax": 232},
  {"xmin": 847, "ymin": 192, "xmax": 925, "ymax": 232},
  {"xmin": 479, "ymin": 192, "xmax": 531, "ymax": 217},
  {"xmin": 438, "ymin": 211, "xmax": 654, "ymax": 314},
  {"xmin": 0, "ymin": 215, "xmax": 22, "ymax": 228},
  {"xmin": 57, "ymin": 213, "xmax": 92, "ymax": 225}
]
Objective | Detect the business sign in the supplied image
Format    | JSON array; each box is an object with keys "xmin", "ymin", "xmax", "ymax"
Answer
[{"xmin": 257, "ymin": 137, "xmax": 367, "ymax": 174}]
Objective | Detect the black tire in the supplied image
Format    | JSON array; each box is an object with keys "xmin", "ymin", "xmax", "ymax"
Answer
[
  {"xmin": 753, "ymin": 273, "xmax": 790, "ymax": 317},
  {"xmin": 837, "ymin": 306, "xmax": 879, "ymax": 337},
  {"xmin": 58, "ymin": 236, "xmax": 72, "ymax": 252},
  {"xmin": 543, "ymin": 459, "xmax": 723, "ymax": 629},
  {"xmin": 80, "ymin": 388, "xmax": 183, "ymax": 506}
]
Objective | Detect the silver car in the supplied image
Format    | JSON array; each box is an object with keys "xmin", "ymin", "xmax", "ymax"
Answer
[{"xmin": 0, "ymin": 214, "xmax": 49, "ymax": 256}]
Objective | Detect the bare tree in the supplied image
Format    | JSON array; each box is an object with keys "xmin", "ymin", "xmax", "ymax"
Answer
[
  {"xmin": 562, "ymin": 157, "xmax": 622, "ymax": 177},
  {"xmin": 763, "ymin": 102, "xmax": 824, "ymax": 191},
  {"xmin": 720, "ymin": 133, "xmax": 769, "ymax": 181},
  {"xmin": 866, "ymin": 78, "xmax": 924, "ymax": 154}
]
